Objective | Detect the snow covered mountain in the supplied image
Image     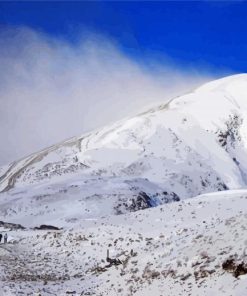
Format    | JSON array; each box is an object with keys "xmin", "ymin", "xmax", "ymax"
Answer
[
  {"xmin": 1, "ymin": 74, "xmax": 247, "ymax": 225},
  {"xmin": 1, "ymin": 74, "xmax": 247, "ymax": 296}
]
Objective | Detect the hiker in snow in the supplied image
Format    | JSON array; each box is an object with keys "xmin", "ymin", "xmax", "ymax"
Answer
[
  {"xmin": 4, "ymin": 233, "xmax": 7, "ymax": 244},
  {"xmin": 0, "ymin": 233, "xmax": 2, "ymax": 243}
]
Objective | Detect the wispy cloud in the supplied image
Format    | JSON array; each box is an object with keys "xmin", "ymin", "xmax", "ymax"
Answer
[{"xmin": 0, "ymin": 26, "xmax": 217, "ymax": 165}]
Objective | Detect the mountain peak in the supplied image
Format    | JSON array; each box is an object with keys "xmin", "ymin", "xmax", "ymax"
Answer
[
  {"xmin": 1, "ymin": 75, "xmax": 247, "ymax": 224},
  {"xmin": 196, "ymin": 73, "xmax": 247, "ymax": 93}
]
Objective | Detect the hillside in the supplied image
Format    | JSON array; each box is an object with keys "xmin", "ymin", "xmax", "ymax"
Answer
[
  {"xmin": 1, "ymin": 190, "xmax": 247, "ymax": 295},
  {"xmin": 1, "ymin": 74, "xmax": 247, "ymax": 295},
  {"xmin": 1, "ymin": 74, "xmax": 247, "ymax": 225}
]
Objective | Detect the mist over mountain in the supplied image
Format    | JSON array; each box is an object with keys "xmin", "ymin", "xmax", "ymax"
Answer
[
  {"xmin": 0, "ymin": 27, "xmax": 212, "ymax": 166},
  {"xmin": 1, "ymin": 74, "xmax": 247, "ymax": 224}
]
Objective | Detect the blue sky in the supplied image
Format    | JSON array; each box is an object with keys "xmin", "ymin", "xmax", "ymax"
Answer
[
  {"xmin": 0, "ymin": 1, "xmax": 247, "ymax": 73},
  {"xmin": 1, "ymin": 1, "xmax": 247, "ymax": 164}
]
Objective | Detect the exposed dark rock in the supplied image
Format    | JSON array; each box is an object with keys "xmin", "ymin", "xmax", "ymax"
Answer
[
  {"xmin": 114, "ymin": 189, "xmax": 180, "ymax": 215},
  {"xmin": 0, "ymin": 220, "xmax": 25, "ymax": 230},
  {"xmin": 217, "ymin": 113, "xmax": 242, "ymax": 150},
  {"xmin": 234, "ymin": 262, "xmax": 247, "ymax": 278},
  {"xmin": 222, "ymin": 258, "xmax": 236, "ymax": 272},
  {"xmin": 34, "ymin": 224, "xmax": 61, "ymax": 230},
  {"xmin": 130, "ymin": 191, "xmax": 153, "ymax": 211},
  {"xmin": 222, "ymin": 257, "xmax": 247, "ymax": 278}
]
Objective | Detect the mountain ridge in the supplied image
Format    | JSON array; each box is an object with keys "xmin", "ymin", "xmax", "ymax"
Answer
[{"xmin": 1, "ymin": 74, "xmax": 247, "ymax": 225}]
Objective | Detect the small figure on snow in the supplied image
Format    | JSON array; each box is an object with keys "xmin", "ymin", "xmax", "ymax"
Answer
[
  {"xmin": 106, "ymin": 249, "xmax": 122, "ymax": 267},
  {"xmin": 0, "ymin": 233, "xmax": 2, "ymax": 243},
  {"xmin": 4, "ymin": 233, "xmax": 7, "ymax": 244}
]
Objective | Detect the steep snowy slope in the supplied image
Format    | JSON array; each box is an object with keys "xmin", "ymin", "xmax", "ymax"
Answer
[{"xmin": 1, "ymin": 74, "xmax": 247, "ymax": 223}]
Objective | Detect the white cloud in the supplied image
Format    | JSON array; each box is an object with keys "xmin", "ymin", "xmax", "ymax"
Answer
[{"xmin": 0, "ymin": 26, "xmax": 215, "ymax": 165}]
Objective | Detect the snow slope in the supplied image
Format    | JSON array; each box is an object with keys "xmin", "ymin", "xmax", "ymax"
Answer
[
  {"xmin": 1, "ymin": 74, "xmax": 247, "ymax": 223},
  {"xmin": 1, "ymin": 74, "xmax": 247, "ymax": 296},
  {"xmin": 1, "ymin": 189, "xmax": 247, "ymax": 295}
]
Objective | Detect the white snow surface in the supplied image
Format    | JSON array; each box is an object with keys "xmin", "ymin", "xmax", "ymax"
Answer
[
  {"xmin": 1, "ymin": 74, "xmax": 247, "ymax": 223},
  {"xmin": 1, "ymin": 74, "xmax": 247, "ymax": 295},
  {"xmin": 0, "ymin": 190, "xmax": 247, "ymax": 295}
]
